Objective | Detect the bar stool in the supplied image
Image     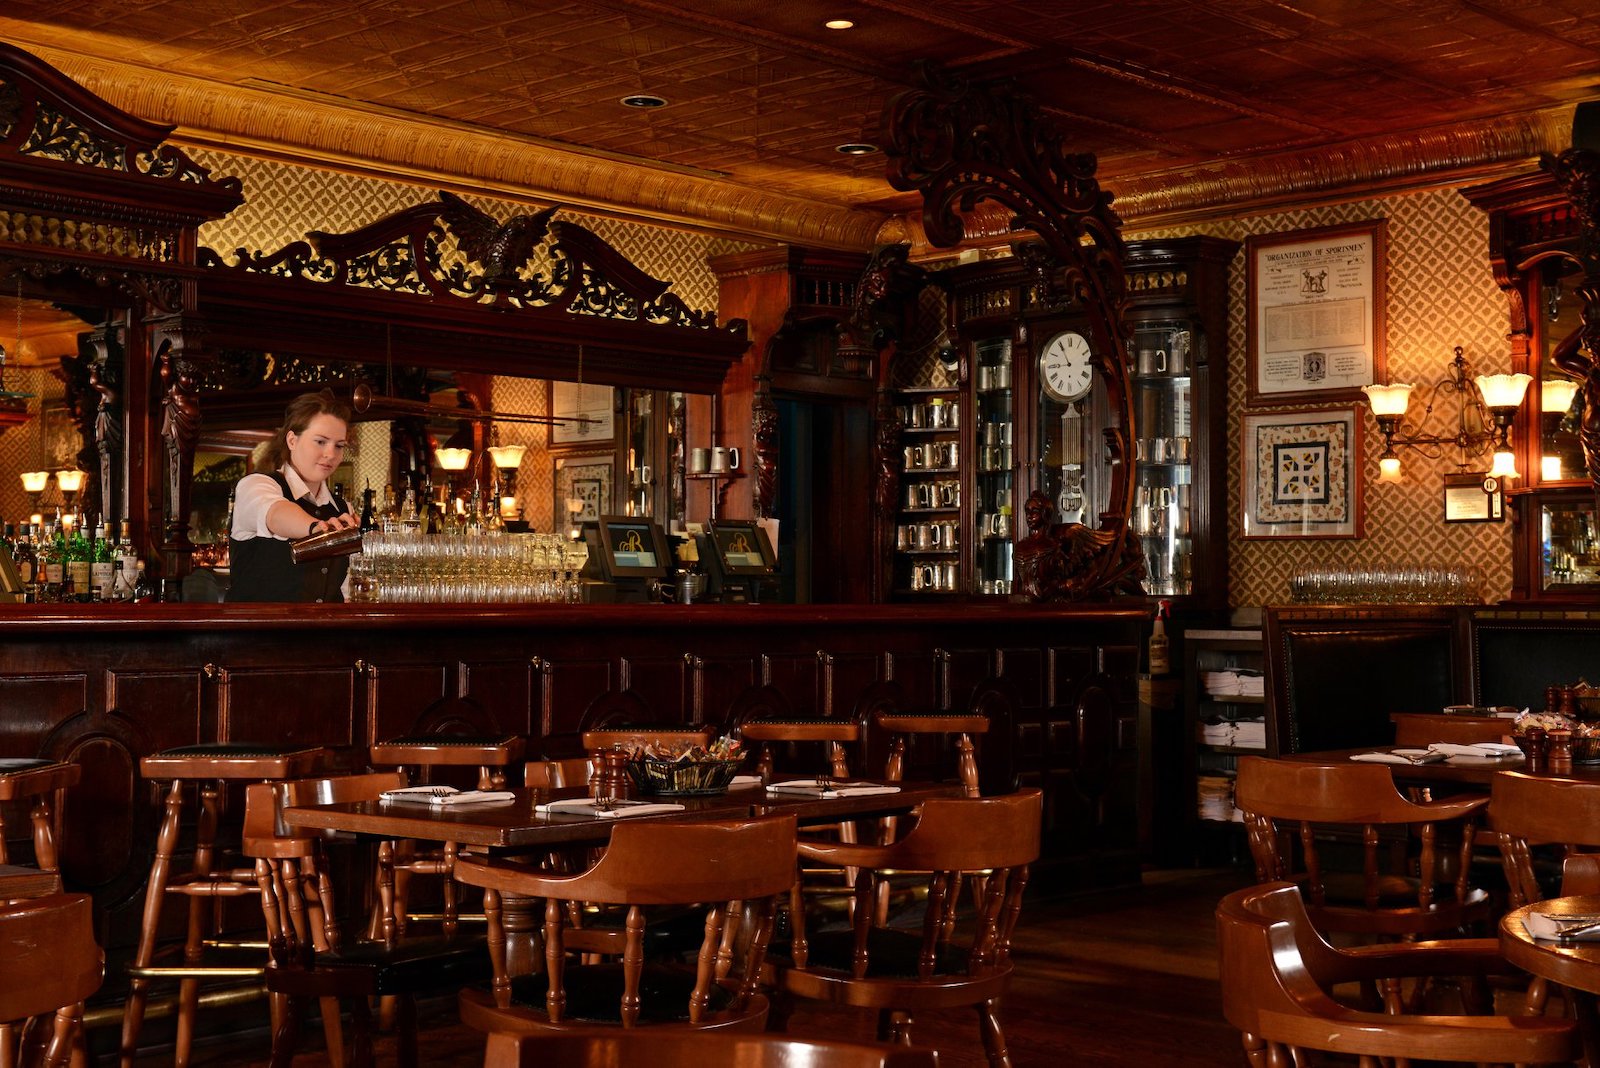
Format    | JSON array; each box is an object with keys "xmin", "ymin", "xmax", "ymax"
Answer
[
  {"xmin": 369, "ymin": 734, "xmax": 526, "ymax": 938},
  {"xmin": 875, "ymin": 711, "xmax": 988, "ymax": 797},
  {"xmin": 120, "ymin": 743, "xmax": 330, "ymax": 1068},
  {"xmin": 580, "ymin": 724, "xmax": 714, "ymax": 757},
  {"xmin": 0, "ymin": 758, "xmax": 81, "ymax": 874}
]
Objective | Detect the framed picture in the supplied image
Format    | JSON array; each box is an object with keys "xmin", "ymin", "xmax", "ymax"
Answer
[
  {"xmin": 1245, "ymin": 218, "xmax": 1387, "ymax": 406},
  {"xmin": 554, "ymin": 453, "xmax": 613, "ymax": 525},
  {"xmin": 1443, "ymin": 471, "xmax": 1505, "ymax": 523},
  {"xmin": 41, "ymin": 403, "xmax": 81, "ymax": 470},
  {"xmin": 1241, "ymin": 406, "xmax": 1363, "ymax": 539},
  {"xmin": 547, "ymin": 381, "xmax": 615, "ymax": 451}
]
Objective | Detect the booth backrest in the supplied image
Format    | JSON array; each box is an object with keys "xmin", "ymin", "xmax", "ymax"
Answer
[
  {"xmin": 1472, "ymin": 612, "xmax": 1600, "ymax": 709},
  {"xmin": 1264, "ymin": 609, "xmax": 1461, "ymax": 754}
]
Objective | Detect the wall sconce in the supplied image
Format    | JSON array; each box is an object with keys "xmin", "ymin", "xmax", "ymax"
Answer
[
  {"xmin": 20, "ymin": 469, "xmax": 49, "ymax": 516},
  {"xmin": 54, "ymin": 468, "xmax": 85, "ymax": 523},
  {"xmin": 434, "ymin": 446, "xmax": 471, "ymax": 499},
  {"xmin": 1360, "ymin": 345, "xmax": 1530, "ymax": 485},
  {"xmin": 487, "ymin": 441, "xmax": 526, "ymax": 518}
]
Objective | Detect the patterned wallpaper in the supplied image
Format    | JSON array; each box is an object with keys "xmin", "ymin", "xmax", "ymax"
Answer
[
  {"xmin": 1128, "ymin": 187, "xmax": 1515, "ymax": 609},
  {"xmin": 0, "ymin": 366, "xmax": 67, "ymax": 529}
]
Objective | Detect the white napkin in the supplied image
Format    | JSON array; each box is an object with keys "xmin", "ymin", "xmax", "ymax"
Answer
[
  {"xmin": 534, "ymin": 798, "xmax": 686, "ymax": 819},
  {"xmin": 1525, "ymin": 912, "xmax": 1600, "ymax": 942},
  {"xmin": 380, "ymin": 787, "xmax": 516, "ymax": 806},
  {"xmin": 766, "ymin": 780, "xmax": 902, "ymax": 798},
  {"xmin": 729, "ymin": 775, "xmax": 764, "ymax": 787},
  {"xmin": 1427, "ymin": 742, "xmax": 1522, "ymax": 759},
  {"xmin": 1349, "ymin": 749, "xmax": 1446, "ymax": 765}
]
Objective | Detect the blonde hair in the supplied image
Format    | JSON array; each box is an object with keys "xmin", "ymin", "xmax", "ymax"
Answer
[{"xmin": 260, "ymin": 389, "xmax": 353, "ymax": 471}]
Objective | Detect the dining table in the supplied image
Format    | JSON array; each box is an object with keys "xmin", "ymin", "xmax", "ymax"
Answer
[
  {"xmin": 1281, "ymin": 746, "xmax": 1600, "ymax": 789},
  {"xmin": 1501, "ymin": 895, "xmax": 1600, "ymax": 1063},
  {"xmin": 283, "ymin": 778, "xmax": 960, "ymax": 976}
]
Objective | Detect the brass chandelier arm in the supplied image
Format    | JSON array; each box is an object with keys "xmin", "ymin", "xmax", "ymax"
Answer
[{"xmin": 347, "ymin": 382, "xmax": 594, "ymax": 428}]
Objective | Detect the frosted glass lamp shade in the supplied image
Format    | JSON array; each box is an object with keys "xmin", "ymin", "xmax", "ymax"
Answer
[
  {"xmin": 54, "ymin": 469, "xmax": 85, "ymax": 493},
  {"xmin": 435, "ymin": 447, "xmax": 472, "ymax": 471},
  {"xmin": 1489, "ymin": 448, "xmax": 1520, "ymax": 480},
  {"xmin": 20, "ymin": 470, "xmax": 49, "ymax": 494},
  {"xmin": 1475, "ymin": 372, "xmax": 1531, "ymax": 410},
  {"xmin": 487, "ymin": 444, "xmax": 526, "ymax": 470},
  {"xmin": 1542, "ymin": 377, "xmax": 1579, "ymax": 414},
  {"xmin": 1361, "ymin": 382, "xmax": 1414, "ymax": 417}
]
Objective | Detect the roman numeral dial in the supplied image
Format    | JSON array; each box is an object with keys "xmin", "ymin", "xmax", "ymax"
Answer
[{"xmin": 1038, "ymin": 331, "xmax": 1094, "ymax": 403}]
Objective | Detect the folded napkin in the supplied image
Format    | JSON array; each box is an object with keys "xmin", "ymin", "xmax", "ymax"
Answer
[
  {"xmin": 730, "ymin": 775, "xmax": 764, "ymax": 787},
  {"xmin": 1525, "ymin": 912, "xmax": 1600, "ymax": 942},
  {"xmin": 1427, "ymin": 742, "xmax": 1522, "ymax": 759},
  {"xmin": 380, "ymin": 786, "xmax": 516, "ymax": 806},
  {"xmin": 766, "ymin": 780, "xmax": 902, "ymax": 798},
  {"xmin": 1350, "ymin": 749, "xmax": 1446, "ymax": 765},
  {"xmin": 534, "ymin": 798, "xmax": 686, "ymax": 819}
]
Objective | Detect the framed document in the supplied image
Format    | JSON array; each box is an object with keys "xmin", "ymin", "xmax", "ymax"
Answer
[
  {"xmin": 1241, "ymin": 406, "xmax": 1363, "ymax": 540},
  {"xmin": 1442, "ymin": 471, "xmax": 1505, "ymax": 523},
  {"xmin": 1246, "ymin": 219, "xmax": 1387, "ymax": 406},
  {"xmin": 554, "ymin": 453, "xmax": 613, "ymax": 525},
  {"xmin": 547, "ymin": 381, "xmax": 615, "ymax": 451}
]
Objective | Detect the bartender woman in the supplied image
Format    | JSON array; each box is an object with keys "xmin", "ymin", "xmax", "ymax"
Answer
[{"xmin": 229, "ymin": 390, "xmax": 360, "ymax": 602}]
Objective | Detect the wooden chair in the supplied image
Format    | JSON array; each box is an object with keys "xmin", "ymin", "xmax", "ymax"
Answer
[
  {"xmin": 875, "ymin": 712, "xmax": 987, "ymax": 797},
  {"xmin": 120, "ymin": 743, "xmax": 331, "ymax": 1068},
  {"xmin": 1391, "ymin": 712, "xmax": 1510, "ymax": 748},
  {"xmin": 0, "ymin": 893, "xmax": 103, "ymax": 1068},
  {"xmin": 1216, "ymin": 880, "xmax": 1579, "ymax": 1065},
  {"xmin": 739, "ymin": 718, "xmax": 859, "ymax": 783},
  {"xmin": 0, "ymin": 759, "xmax": 80, "ymax": 875},
  {"xmin": 245, "ymin": 771, "xmax": 487, "ymax": 1068},
  {"xmin": 770, "ymin": 789, "xmax": 1042, "ymax": 1068},
  {"xmin": 452, "ymin": 813, "xmax": 798, "ymax": 1036},
  {"xmin": 523, "ymin": 758, "xmax": 594, "ymax": 791},
  {"xmin": 579, "ymin": 725, "xmax": 714, "ymax": 756},
  {"xmin": 369, "ymin": 734, "xmax": 526, "ymax": 937},
  {"xmin": 481, "ymin": 1030, "xmax": 941, "ymax": 1068},
  {"xmin": 1233, "ymin": 757, "xmax": 1492, "ymax": 938}
]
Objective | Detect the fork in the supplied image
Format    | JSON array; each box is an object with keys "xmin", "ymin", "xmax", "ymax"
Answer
[{"xmin": 815, "ymin": 772, "xmax": 835, "ymax": 794}]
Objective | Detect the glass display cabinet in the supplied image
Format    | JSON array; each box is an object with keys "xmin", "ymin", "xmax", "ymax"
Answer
[
  {"xmin": 890, "ymin": 386, "xmax": 962, "ymax": 596},
  {"xmin": 973, "ymin": 338, "xmax": 1016, "ymax": 595}
]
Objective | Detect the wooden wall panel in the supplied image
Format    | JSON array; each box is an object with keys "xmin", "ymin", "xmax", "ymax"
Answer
[
  {"xmin": 218, "ymin": 666, "xmax": 358, "ymax": 748},
  {"xmin": 106, "ymin": 670, "xmax": 206, "ymax": 753},
  {"xmin": 0, "ymin": 675, "xmax": 91, "ymax": 755},
  {"xmin": 620, "ymin": 656, "xmax": 690, "ymax": 722},
  {"xmin": 365, "ymin": 661, "xmax": 451, "ymax": 743},
  {"xmin": 688, "ymin": 654, "xmax": 760, "ymax": 727},
  {"xmin": 459, "ymin": 659, "xmax": 537, "ymax": 736}
]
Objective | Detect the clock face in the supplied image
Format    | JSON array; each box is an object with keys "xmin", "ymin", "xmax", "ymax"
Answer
[{"xmin": 1038, "ymin": 331, "xmax": 1095, "ymax": 403}]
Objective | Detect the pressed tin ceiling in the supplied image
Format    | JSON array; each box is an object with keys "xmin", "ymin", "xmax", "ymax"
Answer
[{"xmin": 2, "ymin": 1, "xmax": 1598, "ymax": 247}]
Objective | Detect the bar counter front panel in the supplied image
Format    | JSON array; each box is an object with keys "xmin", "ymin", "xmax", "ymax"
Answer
[{"xmin": 0, "ymin": 602, "xmax": 1144, "ymax": 947}]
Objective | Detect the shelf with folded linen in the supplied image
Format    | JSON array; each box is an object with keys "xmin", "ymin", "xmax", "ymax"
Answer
[{"xmin": 1198, "ymin": 717, "xmax": 1266, "ymax": 751}]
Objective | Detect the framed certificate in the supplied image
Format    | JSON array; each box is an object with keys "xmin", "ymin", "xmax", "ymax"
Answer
[
  {"xmin": 547, "ymin": 381, "xmax": 615, "ymax": 451},
  {"xmin": 1246, "ymin": 219, "xmax": 1387, "ymax": 406}
]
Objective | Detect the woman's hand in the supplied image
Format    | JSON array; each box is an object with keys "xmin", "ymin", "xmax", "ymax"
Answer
[{"xmin": 309, "ymin": 512, "xmax": 360, "ymax": 536}]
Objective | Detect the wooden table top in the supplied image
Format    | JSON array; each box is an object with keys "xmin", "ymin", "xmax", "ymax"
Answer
[
  {"xmin": 1282, "ymin": 747, "xmax": 1600, "ymax": 787},
  {"xmin": 0, "ymin": 864, "xmax": 62, "ymax": 899},
  {"xmin": 283, "ymin": 781, "xmax": 959, "ymax": 849},
  {"xmin": 1501, "ymin": 896, "xmax": 1600, "ymax": 995}
]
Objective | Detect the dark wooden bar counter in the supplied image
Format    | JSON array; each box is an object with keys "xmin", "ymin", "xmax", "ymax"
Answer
[{"xmin": 0, "ymin": 601, "xmax": 1144, "ymax": 948}]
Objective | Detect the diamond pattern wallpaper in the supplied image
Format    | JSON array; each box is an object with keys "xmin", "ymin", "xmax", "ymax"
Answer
[{"xmin": 1130, "ymin": 187, "xmax": 1515, "ymax": 609}]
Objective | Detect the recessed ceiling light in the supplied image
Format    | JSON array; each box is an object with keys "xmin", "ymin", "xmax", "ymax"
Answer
[
  {"xmin": 824, "ymin": 19, "xmax": 855, "ymax": 30},
  {"xmin": 620, "ymin": 94, "xmax": 668, "ymax": 109},
  {"xmin": 836, "ymin": 143, "xmax": 879, "ymax": 155}
]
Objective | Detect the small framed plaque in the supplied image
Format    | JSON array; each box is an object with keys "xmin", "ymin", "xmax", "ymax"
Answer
[{"xmin": 1443, "ymin": 471, "xmax": 1504, "ymax": 523}]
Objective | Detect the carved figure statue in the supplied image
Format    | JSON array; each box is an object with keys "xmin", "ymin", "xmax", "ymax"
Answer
[
  {"xmin": 874, "ymin": 397, "xmax": 903, "ymax": 521},
  {"xmin": 437, "ymin": 191, "xmax": 560, "ymax": 291},
  {"xmin": 159, "ymin": 352, "xmax": 201, "ymax": 544},
  {"xmin": 752, "ymin": 380, "xmax": 779, "ymax": 519}
]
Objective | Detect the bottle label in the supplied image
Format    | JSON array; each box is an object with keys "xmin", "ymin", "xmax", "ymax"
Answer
[
  {"xmin": 46, "ymin": 562, "xmax": 63, "ymax": 584},
  {"xmin": 17, "ymin": 560, "xmax": 33, "ymax": 584},
  {"xmin": 91, "ymin": 561, "xmax": 115, "ymax": 590},
  {"xmin": 68, "ymin": 560, "xmax": 92, "ymax": 590}
]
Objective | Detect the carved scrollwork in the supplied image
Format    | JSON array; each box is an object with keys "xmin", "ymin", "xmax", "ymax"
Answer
[
  {"xmin": 752, "ymin": 376, "xmax": 779, "ymax": 520},
  {"xmin": 884, "ymin": 63, "xmax": 1135, "ymax": 602}
]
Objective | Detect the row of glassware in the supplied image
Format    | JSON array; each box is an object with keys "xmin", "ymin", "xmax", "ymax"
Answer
[
  {"xmin": 348, "ymin": 530, "xmax": 590, "ymax": 603},
  {"xmin": 1287, "ymin": 564, "xmax": 1484, "ymax": 605}
]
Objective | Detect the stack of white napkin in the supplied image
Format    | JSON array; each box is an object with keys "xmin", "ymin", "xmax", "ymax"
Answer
[
  {"xmin": 765, "ymin": 780, "xmax": 901, "ymax": 798},
  {"xmin": 380, "ymin": 786, "xmax": 517, "ymax": 806},
  {"xmin": 534, "ymin": 798, "xmax": 687, "ymax": 819}
]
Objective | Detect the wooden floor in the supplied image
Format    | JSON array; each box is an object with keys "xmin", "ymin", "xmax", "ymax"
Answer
[{"xmin": 127, "ymin": 867, "xmax": 1253, "ymax": 1067}]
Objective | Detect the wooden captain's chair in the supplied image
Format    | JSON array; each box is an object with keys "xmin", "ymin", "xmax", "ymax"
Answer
[
  {"xmin": 1233, "ymin": 757, "xmax": 1492, "ymax": 939},
  {"xmin": 0, "ymin": 893, "xmax": 103, "ymax": 1068},
  {"xmin": 1217, "ymin": 881, "xmax": 1578, "ymax": 1066},
  {"xmin": 481, "ymin": 1030, "xmax": 941, "ymax": 1068}
]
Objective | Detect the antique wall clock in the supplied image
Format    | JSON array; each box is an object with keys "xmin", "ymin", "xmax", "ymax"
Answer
[{"xmin": 1038, "ymin": 330, "xmax": 1095, "ymax": 403}]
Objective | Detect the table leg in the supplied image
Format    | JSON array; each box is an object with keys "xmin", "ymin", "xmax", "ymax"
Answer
[
  {"xmin": 499, "ymin": 891, "xmax": 543, "ymax": 977},
  {"xmin": 1571, "ymin": 987, "xmax": 1600, "ymax": 1067}
]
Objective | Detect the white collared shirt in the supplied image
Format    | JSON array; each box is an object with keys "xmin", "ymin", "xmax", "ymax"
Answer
[{"xmin": 231, "ymin": 465, "xmax": 333, "ymax": 541}]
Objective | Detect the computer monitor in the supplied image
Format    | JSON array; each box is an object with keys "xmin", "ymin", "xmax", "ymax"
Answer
[
  {"xmin": 593, "ymin": 516, "xmax": 671, "ymax": 580},
  {"xmin": 706, "ymin": 520, "xmax": 776, "ymax": 578}
]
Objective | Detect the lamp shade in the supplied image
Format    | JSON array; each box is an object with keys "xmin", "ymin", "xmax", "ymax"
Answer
[
  {"xmin": 1475, "ymin": 372, "xmax": 1532, "ymax": 410},
  {"xmin": 487, "ymin": 443, "xmax": 526, "ymax": 470},
  {"xmin": 1361, "ymin": 382, "xmax": 1414, "ymax": 417},
  {"xmin": 1489, "ymin": 448, "xmax": 1520, "ymax": 480},
  {"xmin": 20, "ymin": 470, "xmax": 49, "ymax": 494},
  {"xmin": 1542, "ymin": 377, "xmax": 1580, "ymax": 414},
  {"xmin": 54, "ymin": 469, "xmax": 85, "ymax": 493},
  {"xmin": 1542, "ymin": 455, "xmax": 1564, "ymax": 481},
  {"xmin": 434, "ymin": 447, "xmax": 472, "ymax": 471},
  {"xmin": 1377, "ymin": 452, "xmax": 1403, "ymax": 484}
]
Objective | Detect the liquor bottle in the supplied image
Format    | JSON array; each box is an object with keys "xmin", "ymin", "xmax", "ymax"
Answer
[
  {"xmin": 115, "ymin": 523, "xmax": 138, "ymax": 597},
  {"xmin": 400, "ymin": 487, "xmax": 420, "ymax": 533},
  {"xmin": 13, "ymin": 525, "xmax": 36, "ymax": 588},
  {"xmin": 66, "ymin": 522, "xmax": 91, "ymax": 603},
  {"xmin": 359, "ymin": 480, "xmax": 377, "ymax": 533},
  {"xmin": 42, "ymin": 523, "xmax": 64, "ymax": 603},
  {"xmin": 377, "ymin": 483, "xmax": 399, "ymax": 532},
  {"xmin": 109, "ymin": 557, "xmax": 126, "ymax": 602},
  {"xmin": 1147, "ymin": 599, "xmax": 1171, "ymax": 677},
  {"xmin": 91, "ymin": 521, "xmax": 114, "ymax": 601},
  {"xmin": 1, "ymin": 523, "xmax": 14, "ymax": 560}
]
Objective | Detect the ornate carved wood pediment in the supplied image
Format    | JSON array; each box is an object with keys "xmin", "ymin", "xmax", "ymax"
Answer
[{"xmin": 195, "ymin": 191, "xmax": 747, "ymax": 391}]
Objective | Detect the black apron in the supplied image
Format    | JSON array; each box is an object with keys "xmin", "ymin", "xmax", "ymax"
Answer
[{"xmin": 228, "ymin": 473, "xmax": 351, "ymax": 603}]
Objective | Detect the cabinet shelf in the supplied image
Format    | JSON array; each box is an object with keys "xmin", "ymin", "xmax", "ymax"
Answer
[
  {"xmin": 685, "ymin": 471, "xmax": 743, "ymax": 482},
  {"xmin": 900, "ymin": 426, "xmax": 960, "ymax": 435},
  {"xmin": 897, "ymin": 549, "xmax": 960, "ymax": 557},
  {"xmin": 903, "ymin": 468, "xmax": 961, "ymax": 477},
  {"xmin": 899, "ymin": 506, "xmax": 959, "ymax": 516},
  {"xmin": 1132, "ymin": 373, "xmax": 1193, "ymax": 385},
  {"xmin": 1197, "ymin": 743, "xmax": 1269, "ymax": 756},
  {"xmin": 897, "ymin": 386, "xmax": 959, "ymax": 397},
  {"xmin": 1200, "ymin": 693, "xmax": 1264, "ymax": 706}
]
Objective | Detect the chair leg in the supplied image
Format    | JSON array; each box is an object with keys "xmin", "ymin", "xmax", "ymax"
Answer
[
  {"xmin": 318, "ymin": 996, "xmax": 346, "ymax": 1068},
  {"xmin": 30, "ymin": 793, "xmax": 59, "ymax": 873},
  {"xmin": 42, "ymin": 1004, "xmax": 81, "ymax": 1068},
  {"xmin": 395, "ymin": 994, "xmax": 419, "ymax": 1068},
  {"xmin": 176, "ymin": 781, "xmax": 221, "ymax": 1068},
  {"xmin": 976, "ymin": 998, "xmax": 1010, "ymax": 1068},
  {"xmin": 348, "ymin": 992, "xmax": 375, "ymax": 1068},
  {"xmin": 120, "ymin": 779, "xmax": 184, "ymax": 1068},
  {"xmin": 268, "ymin": 993, "xmax": 299, "ymax": 1068}
]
